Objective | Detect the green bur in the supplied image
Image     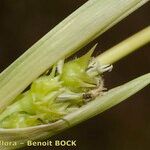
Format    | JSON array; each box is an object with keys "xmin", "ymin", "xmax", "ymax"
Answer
[
  {"xmin": 61, "ymin": 47, "xmax": 97, "ymax": 92},
  {"xmin": 0, "ymin": 47, "xmax": 103, "ymax": 128}
]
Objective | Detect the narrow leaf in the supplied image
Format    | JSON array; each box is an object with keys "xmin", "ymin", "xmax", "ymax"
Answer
[
  {"xmin": 0, "ymin": 0, "xmax": 148, "ymax": 111},
  {"xmin": 0, "ymin": 73, "xmax": 149, "ymax": 150}
]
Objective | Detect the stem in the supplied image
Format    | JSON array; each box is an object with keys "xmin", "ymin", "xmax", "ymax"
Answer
[{"xmin": 97, "ymin": 26, "xmax": 150, "ymax": 64}]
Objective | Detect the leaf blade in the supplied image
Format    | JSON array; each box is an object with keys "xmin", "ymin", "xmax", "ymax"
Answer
[
  {"xmin": 0, "ymin": 73, "xmax": 149, "ymax": 150},
  {"xmin": 0, "ymin": 0, "xmax": 148, "ymax": 111}
]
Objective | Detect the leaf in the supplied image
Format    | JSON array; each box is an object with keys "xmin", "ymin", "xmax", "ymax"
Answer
[
  {"xmin": 0, "ymin": 73, "xmax": 149, "ymax": 150},
  {"xmin": 0, "ymin": 0, "xmax": 148, "ymax": 112}
]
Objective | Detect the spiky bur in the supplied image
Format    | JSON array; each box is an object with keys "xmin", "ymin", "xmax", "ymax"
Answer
[{"xmin": 0, "ymin": 46, "xmax": 112, "ymax": 128}]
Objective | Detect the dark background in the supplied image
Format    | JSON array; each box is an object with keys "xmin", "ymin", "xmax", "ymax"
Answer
[{"xmin": 0, "ymin": 0, "xmax": 150, "ymax": 150}]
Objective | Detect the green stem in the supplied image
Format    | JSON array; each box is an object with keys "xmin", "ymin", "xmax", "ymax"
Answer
[{"xmin": 97, "ymin": 26, "xmax": 150, "ymax": 64}]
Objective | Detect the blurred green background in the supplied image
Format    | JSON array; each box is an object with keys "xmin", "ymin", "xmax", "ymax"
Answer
[{"xmin": 0, "ymin": 0, "xmax": 149, "ymax": 150}]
